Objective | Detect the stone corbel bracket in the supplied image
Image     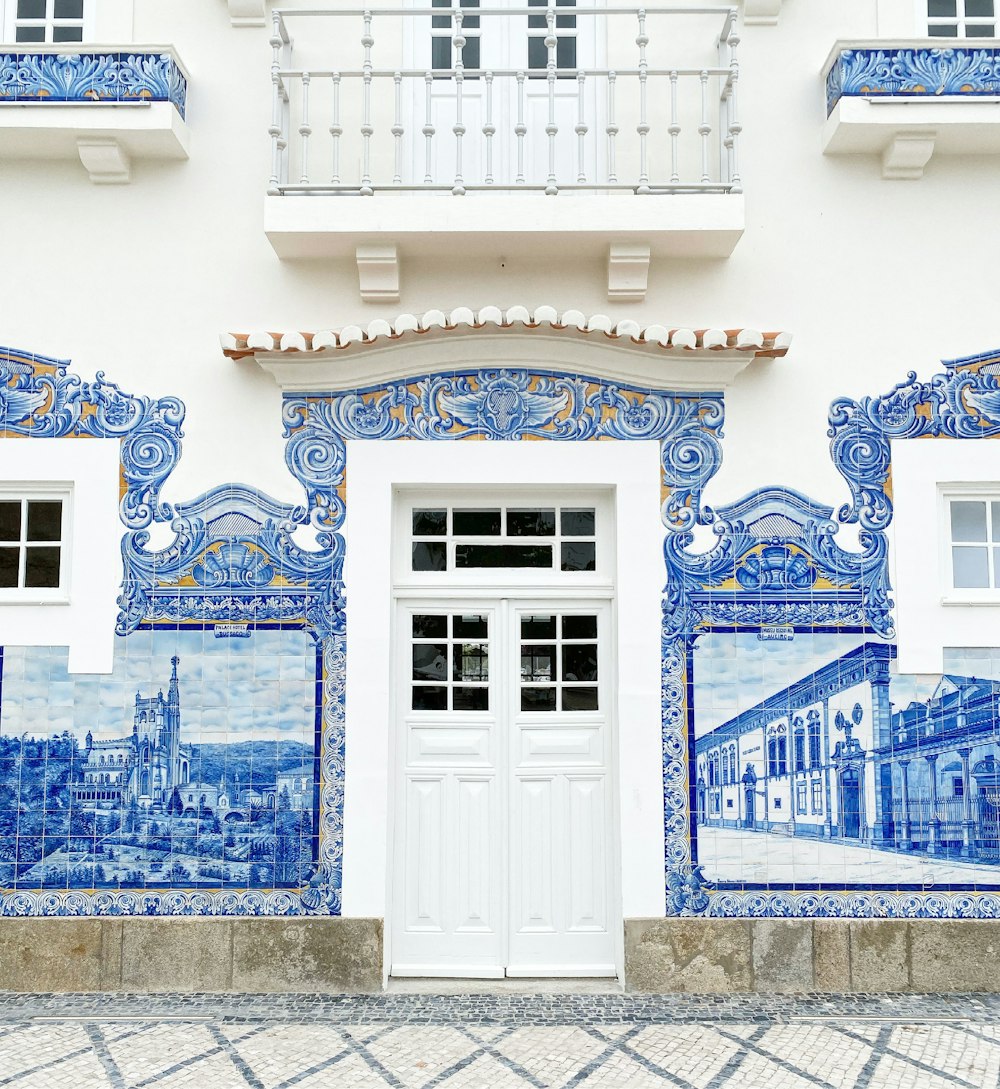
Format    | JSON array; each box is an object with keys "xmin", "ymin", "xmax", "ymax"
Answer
[
  {"xmin": 743, "ymin": 0, "xmax": 783, "ymax": 26},
  {"xmin": 228, "ymin": 0, "xmax": 267, "ymax": 27}
]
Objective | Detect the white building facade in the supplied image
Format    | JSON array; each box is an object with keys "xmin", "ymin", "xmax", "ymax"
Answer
[{"xmin": 2, "ymin": 0, "xmax": 1000, "ymax": 990}]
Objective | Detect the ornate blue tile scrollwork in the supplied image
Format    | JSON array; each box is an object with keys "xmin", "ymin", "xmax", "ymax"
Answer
[
  {"xmin": 829, "ymin": 350, "xmax": 1000, "ymax": 535},
  {"xmin": 282, "ymin": 368, "xmax": 724, "ymax": 531},
  {"xmin": 0, "ymin": 347, "xmax": 184, "ymax": 529},
  {"xmin": 0, "ymin": 51, "xmax": 187, "ymax": 118},
  {"xmin": 662, "ymin": 487, "xmax": 892, "ymax": 640},
  {"xmin": 117, "ymin": 484, "xmax": 344, "ymax": 638},
  {"xmin": 826, "ymin": 46, "xmax": 1000, "ymax": 116}
]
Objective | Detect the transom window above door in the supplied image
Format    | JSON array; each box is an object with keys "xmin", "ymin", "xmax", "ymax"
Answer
[
  {"xmin": 928, "ymin": 0, "xmax": 996, "ymax": 36},
  {"xmin": 411, "ymin": 504, "xmax": 597, "ymax": 573}
]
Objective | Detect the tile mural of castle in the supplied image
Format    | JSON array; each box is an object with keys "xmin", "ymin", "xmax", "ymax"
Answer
[{"xmin": 0, "ymin": 627, "xmax": 319, "ymax": 891}]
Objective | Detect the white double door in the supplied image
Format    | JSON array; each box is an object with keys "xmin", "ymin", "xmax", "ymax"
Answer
[
  {"xmin": 392, "ymin": 597, "xmax": 616, "ymax": 977},
  {"xmin": 407, "ymin": 0, "xmax": 600, "ymax": 187}
]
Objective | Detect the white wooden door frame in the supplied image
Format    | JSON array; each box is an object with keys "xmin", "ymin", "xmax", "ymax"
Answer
[
  {"xmin": 341, "ymin": 440, "xmax": 665, "ymax": 985},
  {"xmin": 391, "ymin": 585, "xmax": 616, "ymax": 977}
]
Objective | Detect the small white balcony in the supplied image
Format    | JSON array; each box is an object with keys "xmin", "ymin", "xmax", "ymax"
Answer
[
  {"xmin": 823, "ymin": 41, "xmax": 1000, "ymax": 179},
  {"xmin": 0, "ymin": 46, "xmax": 190, "ymax": 183},
  {"xmin": 264, "ymin": 5, "xmax": 745, "ymax": 299}
]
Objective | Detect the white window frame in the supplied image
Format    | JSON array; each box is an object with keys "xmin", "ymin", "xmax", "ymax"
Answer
[
  {"xmin": 395, "ymin": 486, "xmax": 614, "ymax": 590},
  {"xmin": 0, "ymin": 483, "xmax": 71, "ymax": 604},
  {"xmin": 939, "ymin": 483, "xmax": 1000, "ymax": 602},
  {"xmin": 924, "ymin": 0, "xmax": 997, "ymax": 37},
  {"xmin": 3, "ymin": 0, "xmax": 95, "ymax": 44}
]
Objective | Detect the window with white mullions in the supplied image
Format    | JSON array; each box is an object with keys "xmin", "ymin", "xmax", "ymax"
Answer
[
  {"xmin": 519, "ymin": 612, "xmax": 598, "ymax": 712},
  {"xmin": 12, "ymin": 0, "xmax": 87, "ymax": 42},
  {"xmin": 949, "ymin": 498, "xmax": 1000, "ymax": 588},
  {"xmin": 432, "ymin": 0, "xmax": 481, "ymax": 75},
  {"xmin": 528, "ymin": 0, "xmax": 578, "ymax": 77},
  {"xmin": 0, "ymin": 497, "xmax": 64, "ymax": 590},
  {"xmin": 411, "ymin": 504, "xmax": 597, "ymax": 573},
  {"xmin": 411, "ymin": 611, "xmax": 490, "ymax": 711},
  {"xmin": 928, "ymin": 0, "xmax": 996, "ymax": 37}
]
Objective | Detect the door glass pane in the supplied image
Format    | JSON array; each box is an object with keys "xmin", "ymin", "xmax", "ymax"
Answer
[
  {"xmin": 52, "ymin": 25, "xmax": 83, "ymax": 40},
  {"xmin": 54, "ymin": 0, "xmax": 84, "ymax": 15},
  {"xmin": 0, "ymin": 549, "xmax": 18, "ymax": 587},
  {"xmin": 967, "ymin": 0, "xmax": 994, "ymax": 14},
  {"xmin": 453, "ymin": 687, "xmax": 489, "ymax": 711},
  {"xmin": 507, "ymin": 509, "xmax": 555, "ymax": 536},
  {"xmin": 0, "ymin": 502, "xmax": 20, "ymax": 542},
  {"xmin": 521, "ymin": 687, "xmax": 556, "ymax": 711},
  {"xmin": 413, "ymin": 509, "xmax": 447, "ymax": 535},
  {"xmin": 562, "ymin": 644, "xmax": 597, "ymax": 682},
  {"xmin": 453, "ymin": 614, "xmax": 487, "ymax": 638},
  {"xmin": 15, "ymin": 26, "xmax": 45, "ymax": 41},
  {"xmin": 413, "ymin": 542, "xmax": 447, "ymax": 571},
  {"xmin": 413, "ymin": 644, "xmax": 449, "ymax": 680},
  {"xmin": 951, "ymin": 501, "xmax": 987, "ymax": 542},
  {"xmin": 561, "ymin": 541, "xmax": 595, "ymax": 571},
  {"xmin": 456, "ymin": 544, "xmax": 551, "ymax": 568},
  {"xmin": 528, "ymin": 36, "xmax": 547, "ymax": 69},
  {"xmin": 562, "ymin": 687, "xmax": 598, "ymax": 711},
  {"xmin": 24, "ymin": 547, "xmax": 60, "ymax": 588},
  {"xmin": 967, "ymin": 23, "xmax": 994, "ymax": 33},
  {"xmin": 26, "ymin": 501, "xmax": 61, "ymax": 542},
  {"xmin": 556, "ymin": 36, "xmax": 576, "ymax": 69},
  {"xmin": 521, "ymin": 644, "xmax": 555, "ymax": 681},
  {"xmin": 522, "ymin": 614, "xmax": 556, "ymax": 638},
  {"xmin": 454, "ymin": 643, "xmax": 488, "ymax": 681},
  {"xmin": 412, "ymin": 686, "xmax": 447, "ymax": 710},
  {"xmin": 953, "ymin": 546, "xmax": 989, "ymax": 588},
  {"xmin": 413, "ymin": 614, "xmax": 447, "ymax": 638},
  {"xmin": 562, "ymin": 614, "xmax": 597, "ymax": 639},
  {"xmin": 17, "ymin": 0, "xmax": 46, "ymax": 17},
  {"xmin": 928, "ymin": 0, "xmax": 957, "ymax": 13},
  {"xmin": 453, "ymin": 509, "xmax": 501, "ymax": 535},
  {"xmin": 928, "ymin": 22, "xmax": 959, "ymax": 32}
]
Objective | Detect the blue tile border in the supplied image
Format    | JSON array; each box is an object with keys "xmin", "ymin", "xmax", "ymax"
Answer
[
  {"xmin": 826, "ymin": 45, "xmax": 1000, "ymax": 116},
  {"xmin": 0, "ymin": 51, "xmax": 187, "ymax": 119}
]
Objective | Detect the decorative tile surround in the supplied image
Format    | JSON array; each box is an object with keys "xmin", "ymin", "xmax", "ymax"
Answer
[
  {"xmin": 4, "ymin": 338, "xmax": 1000, "ymax": 919},
  {"xmin": 0, "ymin": 50, "xmax": 187, "ymax": 119},
  {"xmin": 826, "ymin": 46, "xmax": 1000, "ymax": 116}
]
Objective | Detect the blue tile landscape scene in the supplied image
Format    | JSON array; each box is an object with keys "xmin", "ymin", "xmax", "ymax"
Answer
[{"xmin": 0, "ymin": 627, "xmax": 319, "ymax": 890}]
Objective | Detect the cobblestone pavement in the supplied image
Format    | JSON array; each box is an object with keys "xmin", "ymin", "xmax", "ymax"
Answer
[{"xmin": 0, "ymin": 991, "xmax": 997, "ymax": 1089}]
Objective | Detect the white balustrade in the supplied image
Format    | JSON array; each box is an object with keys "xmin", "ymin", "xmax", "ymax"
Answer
[{"xmin": 268, "ymin": 5, "xmax": 741, "ymax": 195}]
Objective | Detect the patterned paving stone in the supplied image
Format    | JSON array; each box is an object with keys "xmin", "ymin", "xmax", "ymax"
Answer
[{"xmin": 0, "ymin": 993, "xmax": 997, "ymax": 1089}]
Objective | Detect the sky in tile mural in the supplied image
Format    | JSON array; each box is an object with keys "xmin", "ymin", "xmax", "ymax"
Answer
[{"xmin": 0, "ymin": 628, "xmax": 320, "ymax": 891}]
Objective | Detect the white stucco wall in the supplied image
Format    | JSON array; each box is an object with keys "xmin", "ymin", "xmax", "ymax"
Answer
[{"xmin": 0, "ymin": 0, "xmax": 991, "ymax": 519}]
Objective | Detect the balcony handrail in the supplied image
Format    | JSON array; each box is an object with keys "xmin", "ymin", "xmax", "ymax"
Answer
[{"xmin": 267, "ymin": 4, "xmax": 741, "ymax": 197}]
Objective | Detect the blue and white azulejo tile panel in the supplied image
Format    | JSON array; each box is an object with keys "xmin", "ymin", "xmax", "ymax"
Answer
[
  {"xmin": 0, "ymin": 628, "xmax": 319, "ymax": 895},
  {"xmin": 5, "ymin": 344, "xmax": 1000, "ymax": 918}
]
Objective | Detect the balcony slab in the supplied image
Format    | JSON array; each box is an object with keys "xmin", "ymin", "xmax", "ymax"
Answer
[
  {"xmin": 264, "ymin": 192, "xmax": 745, "ymax": 264},
  {"xmin": 0, "ymin": 47, "xmax": 190, "ymax": 181}
]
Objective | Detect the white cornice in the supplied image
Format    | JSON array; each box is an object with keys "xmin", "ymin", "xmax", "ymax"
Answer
[{"xmin": 221, "ymin": 307, "xmax": 792, "ymax": 393}]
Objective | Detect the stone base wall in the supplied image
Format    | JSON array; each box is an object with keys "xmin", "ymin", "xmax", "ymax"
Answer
[
  {"xmin": 4, "ymin": 916, "xmax": 998, "ymax": 994},
  {"xmin": 0, "ymin": 918, "xmax": 383, "ymax": 993},
  {"xmin": 624, "ymin": 918, "xmax": 1000, "ymax": 993}
]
